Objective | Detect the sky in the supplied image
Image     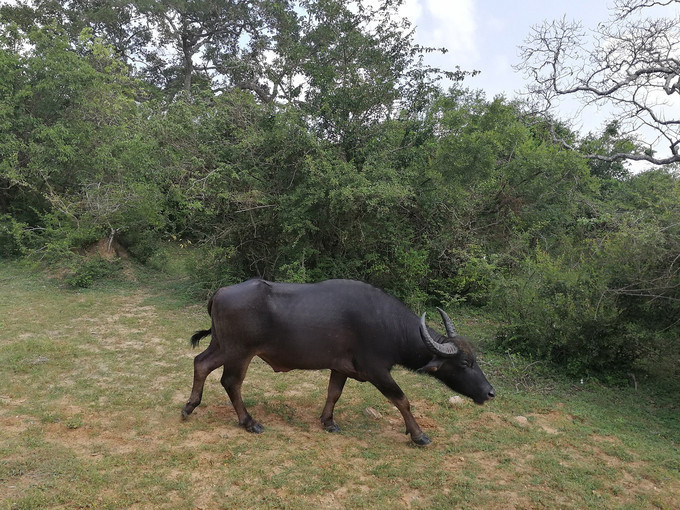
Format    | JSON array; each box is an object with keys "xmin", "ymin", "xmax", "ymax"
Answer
[
  {"xmin": 402, "ymin": 0, "xmax": 680, "ymax": 142},
  {"xmin": 404, "ymin": 0, "xmax": 611, "ymax": 100}
]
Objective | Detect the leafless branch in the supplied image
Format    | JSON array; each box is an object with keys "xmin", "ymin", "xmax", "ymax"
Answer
[
  {"xmin": 613, "ymin": 0, "xmax": 678, "ymax": 20},
  {"xmin": 516, "ymin": 1, "xmax": 680, "ymax": 166},
  {"xmin": 234, "ymin": 204, "xmax": 276, "ymax": 214}
]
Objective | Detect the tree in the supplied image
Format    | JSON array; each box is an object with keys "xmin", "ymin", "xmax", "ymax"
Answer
[
  {"xmin": 0, "ymin": 0, "xmax": 294, "ymax": 99},
  {"xmin": 139, "ymin": 0, "xmax": 260, "ymax": 97},
  {"xmin": 0, "ymin": 23, "xmax": 164, "ymax": 259},
  {"xmin": 298, "ymin": 0, "xmax": 469, "ymax": 162},
  {"xmin": 578, "ymin": 121, "xmax": 640, "ymax": 179},
  {"xmin": 0, "ymin": 1, "xmax": 154, "ymax": 71},
  {"xmin": 517, "ymin": 0, "xmax": 680, "ymax": 166}
]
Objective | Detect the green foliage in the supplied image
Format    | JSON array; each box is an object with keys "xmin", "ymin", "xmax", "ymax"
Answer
[
  {"xmin": 493, "ymin": 169, "xmax": 680, "ymax": 375},
  {"xmin": 65, "ymin": 256, "xmax": 121, "ymax": 288},
  {"xmin": 0, "ymin": 214, "xmax": 28, "ymax": 258},
  {"xmin": 493, "ymin": 249, "xmax": 625, "ymax": 375},
  {"xmin": 579, "ymin": 121, "xmax": 638, "ymax": 180},
  {"xmin": 0, "ymin": 24, "xmax": 165, "ymax": 264},
  {"xmin": 294, "ymin": 0, "xmax": 456, "ymax": 164},
  {"xmin": 443, "ymin": 249, "xmax": 502, "ymax": 307}
]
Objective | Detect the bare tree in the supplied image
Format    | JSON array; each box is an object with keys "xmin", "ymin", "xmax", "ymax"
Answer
[{"xmin": 517, "ymin": 0, "xmax": 680, "ymax": 166}]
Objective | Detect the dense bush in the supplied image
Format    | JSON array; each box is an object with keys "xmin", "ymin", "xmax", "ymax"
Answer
[
  {"xmin": 492, "ymin": 249, "xmax": 633, "ymax": 375},
  {"xmin": 493, "ymin": 170, "xmax": 680, "ymax": 376},
  {"xmin": 65, "ymin": 256, "xmax": 121, "ymax": 288},
  {"xmin": 0, "ymin": 214, "xmax": 27, "ymax": 258}
]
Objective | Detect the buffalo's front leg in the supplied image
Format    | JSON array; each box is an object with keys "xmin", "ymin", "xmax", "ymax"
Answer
[
  {"xmin": 221, "ymin": 358, "xmax": 263, "ymax": 433},
  {"xmin": 370, "ymin": 372, "xmax": 431, "ymax": 446},
  {"xmin": 182, "ymin": 341, "xmax": 225, "ymax": 419},
  {"xmin": 320, "ymin": 370, "xmax": 347, "ymax": 432}
]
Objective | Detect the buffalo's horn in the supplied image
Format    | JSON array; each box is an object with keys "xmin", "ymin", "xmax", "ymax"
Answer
[
  {"xmin": 436, "ymin": 307, "xmax": 457, "ymax": 337},
  {"xmin": 420, "ymin": 313, "xmax": 459, "ymax": 358}
]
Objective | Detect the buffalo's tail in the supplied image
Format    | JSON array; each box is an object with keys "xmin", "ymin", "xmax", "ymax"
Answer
[
  {"xmin": 190, "ymin": 329, "xmax": 211, "ymax": 348},
  {"xmin": 191, "ymin": 292, "xmax": 217, "ymax": 348}
]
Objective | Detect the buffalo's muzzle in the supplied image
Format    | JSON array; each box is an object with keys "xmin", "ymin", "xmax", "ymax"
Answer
[{"xmin": 475, "ymin": 388, "xmax": 496, "ymax": 405}]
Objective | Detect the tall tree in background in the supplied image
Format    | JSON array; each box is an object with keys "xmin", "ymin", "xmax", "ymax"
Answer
[
  {"xmin": 517, "ymin": 0, "xmax": 680, "ymax": 166},
  {"xmin": 0, "ymin": 22, "xmax": 164, "ymax": 259},
  {"xmin": 289, "ymin": 0, "xmax": 472, "ymax": 163},
  {"xmin": 0, "ymin": 0, "xmax": 297, "ymax": 99},
  {"xmin": 140, "ymin": 0, "xmax": 268, "ymax": 98},
  {"xmin": 0, "ymin": 1, "xmax": 153, "ymax": 69}
]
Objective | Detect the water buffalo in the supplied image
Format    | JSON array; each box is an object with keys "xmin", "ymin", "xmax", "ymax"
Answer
[{"xmin": 181, "ymin": 279, "xmax": 495, "ymax": 445}]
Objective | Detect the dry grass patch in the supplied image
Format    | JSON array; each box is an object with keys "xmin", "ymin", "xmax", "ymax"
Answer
[{"xmin": 1, "ymin": 262, "xmax": 679, "ymax": 509}]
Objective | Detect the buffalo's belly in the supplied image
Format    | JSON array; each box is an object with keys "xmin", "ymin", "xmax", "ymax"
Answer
[{"xmin": 257, "ymin": 336, "xmax": 356, "ymax": 374}]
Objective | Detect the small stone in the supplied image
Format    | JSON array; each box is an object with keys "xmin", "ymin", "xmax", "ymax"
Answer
[
  {"xmin": 364, "ymin": 407, "xmax": 382, "ymax": 420},
  {"xmin": 448, "ymin": 396, "xmax": 465, "ymax": 406},
  {"xmin": 513, "ymin": 415, "xmax": 529, "ymax": 427}
]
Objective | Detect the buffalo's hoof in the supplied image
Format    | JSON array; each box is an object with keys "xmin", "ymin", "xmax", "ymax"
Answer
[
  {"xmin": 324, "ymin": 422, "xmax": 341, "ymax": 433},
  {"xmin": 181, "ymin": 405, "xmax": 193, "ymax": 420},
  {"xmin": 246, "ymin": 422, "xmax": 265, "ymax": 434},
  {"xmin": 412, "ymin": 433, "xmax": 431, "ymax": 446}
]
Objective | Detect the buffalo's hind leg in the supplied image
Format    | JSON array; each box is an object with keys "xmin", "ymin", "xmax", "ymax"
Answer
[
  {"xmin": 182, "ymin": 340, "xmax": 225, "ymax": 419},
  {"xmin": 320, "ymin": 370, "xmax": 347, "ymax": 432},
  {"xmin": 220, "ymin": 357, "xmax": 264, "ymax": 433}
]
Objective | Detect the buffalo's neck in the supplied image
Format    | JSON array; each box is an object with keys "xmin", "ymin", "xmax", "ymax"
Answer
[{"xmin": 396, "ymin": 317, "xmax": 444, "ymax": 372}]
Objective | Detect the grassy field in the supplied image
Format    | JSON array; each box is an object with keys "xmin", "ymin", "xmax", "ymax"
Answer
[{"xmin": 1, "ymin": 261, "xmax": 678, "ymax": 509}]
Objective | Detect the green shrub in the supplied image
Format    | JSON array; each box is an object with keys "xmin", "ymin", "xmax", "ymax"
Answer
[
  {"xmin": 184, "ymin": 245, "xmax": 247, "ymax": 297},
  {"xmin": 118, "ymin": 229, "xmax": 161, "ymax": 264},
  {"xmin": 65, "ymin": 256, "xmax": 121, "ymax": 288},
  {"xmin": 492, "ymin": 227, "xmax": 679, "ymax": 376},
  {"xmin": 0, "ymin": 214, "xmax": 27, "ymax": 258},
  {"xmin": 492, "ymin": 250, "xmax": 608, "ymax": 374}
]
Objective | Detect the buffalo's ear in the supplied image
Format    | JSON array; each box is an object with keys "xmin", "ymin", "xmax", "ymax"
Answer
[{"xmin": 417, "ymin": 358, "xmax": 445, "ymax": 374}]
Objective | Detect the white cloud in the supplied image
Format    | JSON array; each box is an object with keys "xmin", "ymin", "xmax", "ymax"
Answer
[
  {"xmin": 364, "ymin": 0, "xmax": 478, "ymax": 64},
  {"xmin": 418, "ymin": 0, "xmax": 478, "ymax": 62},
  {"xmin": 398, "ymin": 0, "xmax": 424, "ymax": 26}
]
